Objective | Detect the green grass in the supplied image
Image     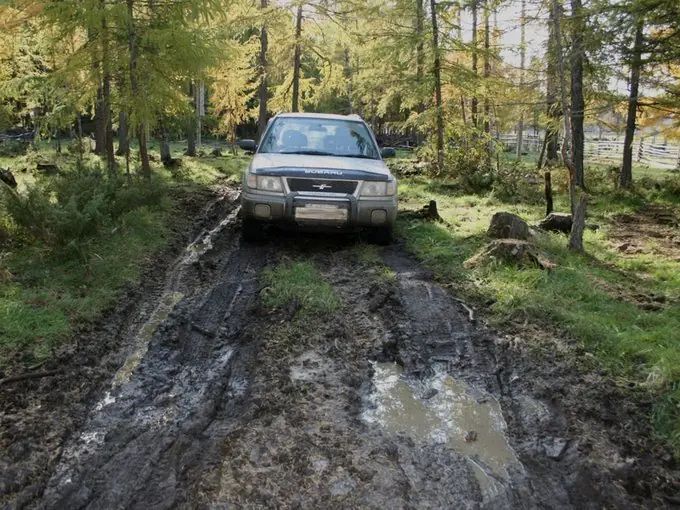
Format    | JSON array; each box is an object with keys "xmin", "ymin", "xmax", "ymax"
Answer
[
  {"xmin": 393, "ymin": 159, "xmax": 680, "ymax": 452},
  {"xmin": 0, "ymin": 139, "xmax": 249, "ymax": 367},
  {"xmin": 261, "ymin": 260, "xmax": 341, "ymax": 315}
]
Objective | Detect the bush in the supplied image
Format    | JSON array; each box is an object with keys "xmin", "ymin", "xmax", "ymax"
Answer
[
  {"xmin": 0, "ymin": 167, "xmax": 166, "ymax": 255},
  {"xmin": 662, "ymin": 173, "xmax": 680, "ymax": 198},
  {"xmin": 418, "ymin": 127, "xmax": 496, "ymax": 193},
  {"xmin": 492, "ymin": 160, "xmax": 543, "ymax": 204},
  {"xmin": 0, "ymin": 139, "xmax": 29, "ymax": 157}
]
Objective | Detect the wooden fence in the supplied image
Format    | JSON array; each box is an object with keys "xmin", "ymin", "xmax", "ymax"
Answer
[{"xmin": 498, "ymin": 133, "xmax": 680, "ymax": 170}]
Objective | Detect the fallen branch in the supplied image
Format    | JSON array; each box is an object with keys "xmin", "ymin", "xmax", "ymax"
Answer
[
  {"xmin": 453, "ymin": 297, "xmax": 475, "ymax": 322},
  {"xmin": 0, "ymin": 369, "xmax": 62, "ymax": 386}
]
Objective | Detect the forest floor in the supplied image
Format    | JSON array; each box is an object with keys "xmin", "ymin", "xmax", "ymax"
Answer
[{"xmin": 1, "ymin": 146, "xmax": 679, "ymax": 508}]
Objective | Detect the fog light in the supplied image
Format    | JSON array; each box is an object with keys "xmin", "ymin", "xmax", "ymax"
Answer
[
  {"xmin": 254, "ymin": 204, "xmax": 271, "ymax": 218},
  {"xmin": 371, "ymin": 209, "xmax": 387, "ymax": 225}
]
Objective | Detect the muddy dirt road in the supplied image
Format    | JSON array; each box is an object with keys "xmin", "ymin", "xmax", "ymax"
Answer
[{"xmin": 2, "ymin": 187, "xmax": 678, "ymax": 508}]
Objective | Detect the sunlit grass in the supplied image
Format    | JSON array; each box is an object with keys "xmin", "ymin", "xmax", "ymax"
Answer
[
  {"xmin": 0, "ymin": 140, "xmax": 249, "ymax": 366},
  {"xmin": 261, "ymin": 260, "xmax": 341, "ymax": 315}
]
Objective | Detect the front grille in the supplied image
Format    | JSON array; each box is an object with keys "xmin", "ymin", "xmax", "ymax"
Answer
[{"xmin": 287, "ymin": 178, "xmax": 357, "ymax": 194}]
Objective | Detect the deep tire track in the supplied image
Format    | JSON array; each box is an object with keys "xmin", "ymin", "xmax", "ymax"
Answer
[{"xmin": 36, "ymin": 193, "xmax": 273, "ymax": 509}]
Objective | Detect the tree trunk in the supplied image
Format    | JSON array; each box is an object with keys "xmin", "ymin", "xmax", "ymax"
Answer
[
  {"xmin": 138, "ymin": 128, "xmax": 150, "ymax": 179},
  {"xmin": 544, "ymin": 170, "xmax": 554, "ymax": 215},
  {"xmin": 416, "ymin": 0, "xmax": 425, "ymax": 114},
  {"xmin": 291, "ymin": 4, "xmax": 303, "ymax": 113},
  {"xmin": 186, "ymin": 81, "xmax": 197, "ymax": 156},
  {"xmin": 568, "ymin": 192, "xmax": 587, "ymax": 252},
  {"xmin": 552, "ymin": 0, "xmax": 577, "ymax": 213},
  {"xmin": 483, "ymin": 0, "xmax": 491, "ymax": 167},
  {"xmin": 570, "ymin": 0, "xmax": 585, "ymax": 187},
  {"xmin": 546, "ymin": 0, "xmax": 560, "ymax": 164},
  {"xmin": 101, "ymin": 0, "xmax": 115, "ymax": 172},
  {"xmin": 471, "ymin": 0, "xmax": 478, "ymax": 128},
  {"xmin": 160, "ymin": 134, "xmax": 171, "ymax": 164},
  {"xmin": 619, "ymin": 19, "xmax": 643, "ymax": 189},
  {"xmin": 416, "ymin": 0, "xmax": 424, "ymax": 85},
  {"xmin": 94, "ymin": 87, "xmax": 105, "ymax": 155},
  {"xmin": 430, "ymin": 0, "xmax": 444, "ymax": 171},
  {"xmin": 127, "ymin": 0, "xmax": 150, "ymax": 178},
  {"xmin": 116, "ymin": 111, "xmax": 129, "ymax": 156},
  {"xmin": 257, "ymin": 0, "xmax": 269, "ymax": 139},
  {"xmin": 196, "ymin": 82, "xmax": 203, "ymax": 150},
  {"xmin": 516, "ymin": 0, "xmax": 526, "ymax": 159}
]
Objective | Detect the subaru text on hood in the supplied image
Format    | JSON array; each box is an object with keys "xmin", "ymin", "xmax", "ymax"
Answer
[{"xmin": 238, "ymin": 113, "xmax": 398, "ymax": 244}]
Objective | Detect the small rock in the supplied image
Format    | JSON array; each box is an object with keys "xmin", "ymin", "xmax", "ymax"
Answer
[
  {"xmin": 421, "ymin": 388, "xmax": 438, "ymax": 400},
  {"xmin": 543, "ymin": 437, "xmax": 569, "ymax": 460}
]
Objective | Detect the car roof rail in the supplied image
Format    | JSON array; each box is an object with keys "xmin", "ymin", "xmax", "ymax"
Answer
[{"xmin": 346, "ymin": 114, "xmax": 362, "ymax": 120}]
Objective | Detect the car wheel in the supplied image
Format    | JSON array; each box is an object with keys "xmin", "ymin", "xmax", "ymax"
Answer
[
  {"xmin": 371, "ymin": 226, "xmax": 393, "ymax": 246},
  {"xmin": 241, "ymin": 217, "xmax": 266, "ymax": 243}
]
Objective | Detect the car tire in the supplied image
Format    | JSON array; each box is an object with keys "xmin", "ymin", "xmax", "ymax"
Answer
[
  {"xmin": 371, "ymin": 226, "xmax": 393, "ymax": 246},
  {"xmin": 241, "ymin": 217, "xmax": 266, "ymax": 243}
]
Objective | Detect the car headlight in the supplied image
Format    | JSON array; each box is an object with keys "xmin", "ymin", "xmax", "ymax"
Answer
[
  {"xmin": 361, "ymin": 180, "xmax": 396, "ymax": 196},
  {"xmin": 247, "ymin": 173, "xmax": 283, "ymax": 192}
]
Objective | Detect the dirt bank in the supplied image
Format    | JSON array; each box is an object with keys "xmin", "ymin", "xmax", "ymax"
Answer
[{"xmin": 1, "ymin": 207, "xmax": 678, "ymax": 508}]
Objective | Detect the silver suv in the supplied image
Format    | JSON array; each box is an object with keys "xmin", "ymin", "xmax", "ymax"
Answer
[{"xmin": 238, "ymin": 113, "xmax": 398, "ymax": 244}]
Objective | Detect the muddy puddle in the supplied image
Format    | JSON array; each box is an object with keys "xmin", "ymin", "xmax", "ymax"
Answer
[{"xmin": 363, "ymin": 361, "xmax": 523, "ymax": 502}]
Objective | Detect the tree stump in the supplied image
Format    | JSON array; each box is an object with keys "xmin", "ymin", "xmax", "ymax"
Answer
[
  {"xmin": 0, "ymin": 168, "xmax": 17, "ymax": 188},
  {"xmin": 538, "ymin": 213, "xmax": 572, "ymax": 234},
  {"xmin": 464, "ymin": 239, "xmax": 555, "ymax": 270},
  {"xmin": 399, "ymin": 200, "xmax": 444, "ymax": 222},
  {"xmin": 487, "ymin": 212, "xmax": 531, "ymax": 240},
  {"xmin": 36, "ymin": 162, "xmax": 59, "ymax": 174}
]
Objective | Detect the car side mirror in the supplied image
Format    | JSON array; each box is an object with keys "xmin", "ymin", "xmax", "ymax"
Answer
[
  {"xmin": 381, "ymin": 147, "xmax": 396, "ymax": 159},
  {"xmin": 237, "ymin": 139, "xmax": 257, "ymax": 153}
]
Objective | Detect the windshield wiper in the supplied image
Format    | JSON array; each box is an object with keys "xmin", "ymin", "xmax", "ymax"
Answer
[
  {"xmin": 280, "ymin": 150, "xmax": 335, "ymax": 156},
  {"xmin": 341, "ymin": 154, "xmax": 377, "ymax": 159}
]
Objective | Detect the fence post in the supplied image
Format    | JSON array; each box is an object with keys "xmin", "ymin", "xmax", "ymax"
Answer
[{"xmin": 637, "ymin": 137, "xmax": 644, "ymax": 163}]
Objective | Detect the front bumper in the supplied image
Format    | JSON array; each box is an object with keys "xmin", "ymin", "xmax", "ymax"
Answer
[{"xmin": 242, "ymin": 190, "xmax": 397, "ymax": 229}]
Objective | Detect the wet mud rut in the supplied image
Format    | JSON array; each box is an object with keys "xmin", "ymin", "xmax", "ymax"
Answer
[{"xmin": 17, "ymin": 192, "xmax": 673, "ymax": 508}]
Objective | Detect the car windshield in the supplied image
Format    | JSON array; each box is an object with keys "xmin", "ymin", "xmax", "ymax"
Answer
[{"xmin": 258, "ymin": 117, "xmax": 380, "ymax": 159}]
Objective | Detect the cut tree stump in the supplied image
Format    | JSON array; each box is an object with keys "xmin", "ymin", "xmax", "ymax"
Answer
[
  {"xmin": 464, "ymin": 239, "xmax": 555, "ymax": 270},
  {"xmin": 162, "ymin": 157, "xmax": 182, "ymax": 169},
  {"xmin": 400, "ymin": 200, "xmax": 444, "ymax": 222},
  {"xmin": 487, "ymin": 212, "xmax": 531, "ymax": 240},
  {"xmin": 36, "ymin": 162, "xmax": 59, "ymax": 174},
  {"xmin": 0, "ymin": 168, "xmax": 17, "ymax": 188},
  {"xmin": 538, "ymin": 213, "xmax": 572, "ymax": 234}
]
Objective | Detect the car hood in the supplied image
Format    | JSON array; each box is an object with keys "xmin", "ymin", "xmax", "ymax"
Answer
[{"xmin": 250, "ymin": 153, "xmax": 391, "ymax": 180}]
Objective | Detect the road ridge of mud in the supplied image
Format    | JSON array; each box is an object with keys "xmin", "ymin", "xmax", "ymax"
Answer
[
  {"xmin": 379, "ymin": 246, "xmax": 679, "ymax": 508},
  {"xmin": 3, "ymin": 225, "xmax": 678, "ymax": 508},
  {"xmin": 0, "ymin": 184, "xmax": 241, "ymax": 508}
]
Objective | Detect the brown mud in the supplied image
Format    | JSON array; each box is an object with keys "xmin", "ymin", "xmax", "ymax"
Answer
[
  {"xmin": 610, "ymin": 204, "xmax": 680, "ymax": 260},
  {"xmin": 1, "ymin": 195, "xmax": 679, "ymax": 508}
]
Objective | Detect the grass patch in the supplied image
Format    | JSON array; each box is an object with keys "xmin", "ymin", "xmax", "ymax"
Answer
[
  {"xmin": 353, "ymin": 243, "xmax": 397, "ymax": 281},
  {"xmin": 261, "ymin": 260, "xmax": 341, "ymax": 315},
  {"xmin": 0, "ymin": 139, "xmax": 249, "ymax": 368},
  {"xmin": 394, "ymin": 160, "xmax": 680, "ymax": 453}
]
